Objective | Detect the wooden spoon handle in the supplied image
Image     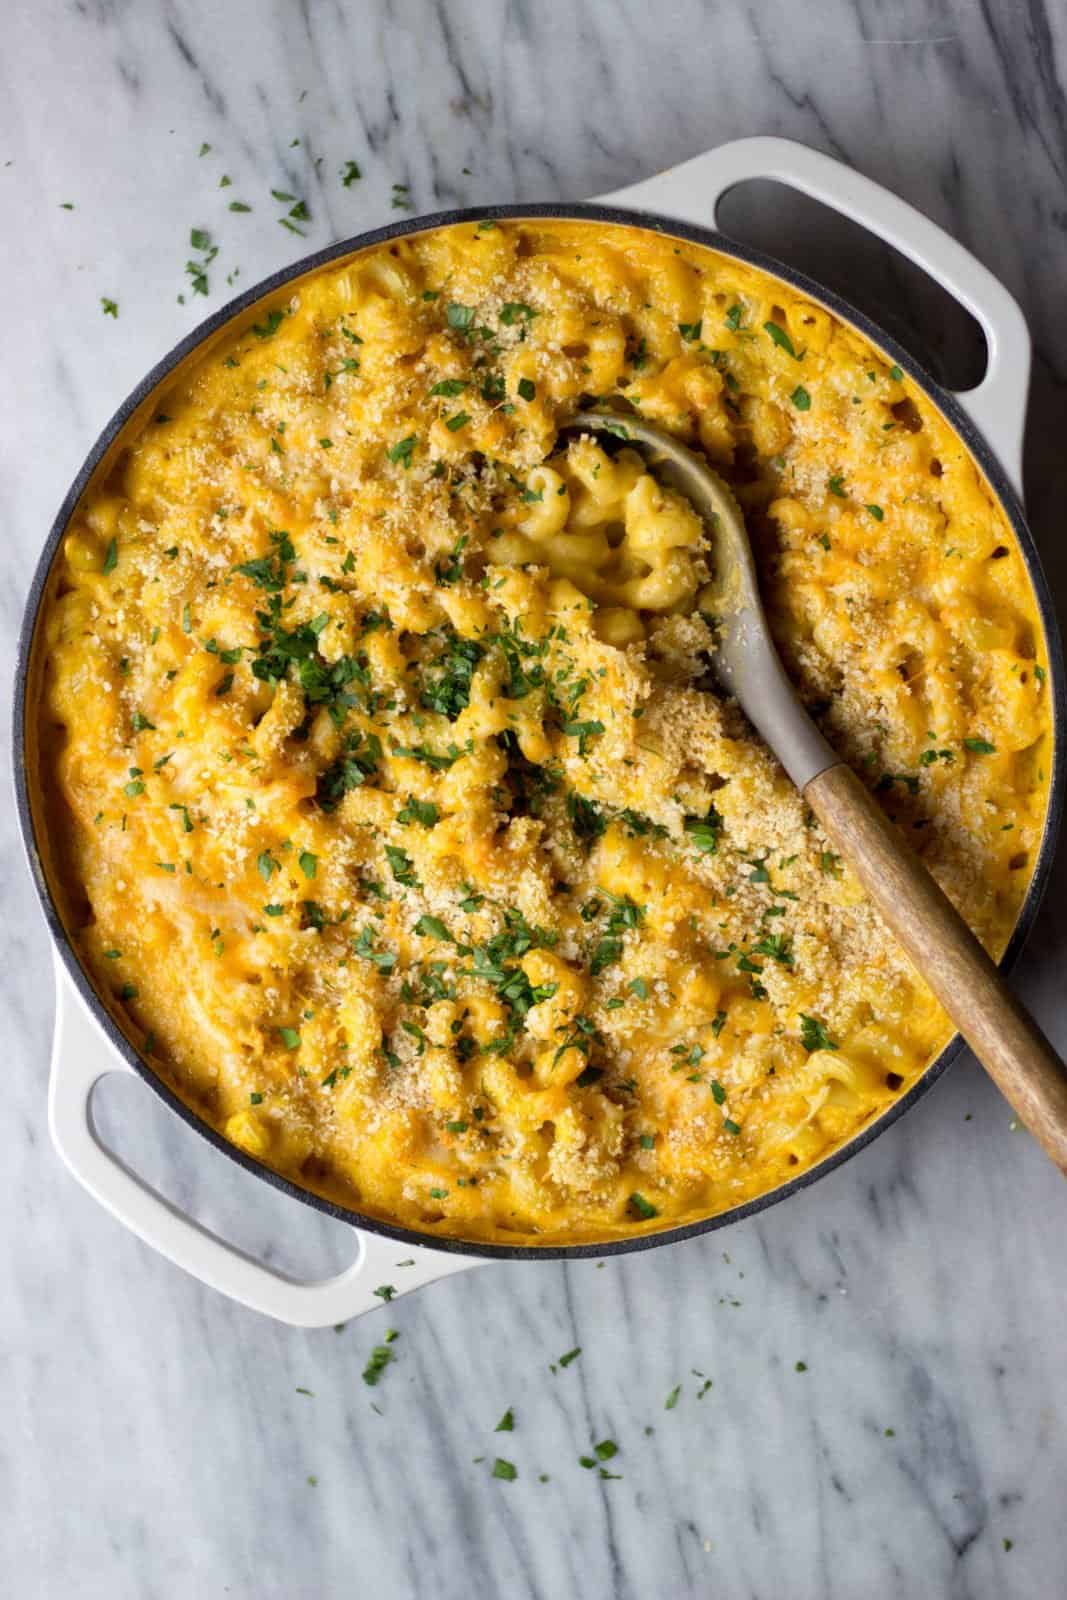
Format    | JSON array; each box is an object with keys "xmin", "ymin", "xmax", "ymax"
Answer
[{"xmin": 804, "ymin": 761, "xmax": 1067, "ymax": 1175}]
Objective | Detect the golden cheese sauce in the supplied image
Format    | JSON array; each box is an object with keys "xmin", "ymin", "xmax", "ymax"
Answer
[{"xmin": 34, "ymin": 220, "xmax": 1052, "ymax": 1243}]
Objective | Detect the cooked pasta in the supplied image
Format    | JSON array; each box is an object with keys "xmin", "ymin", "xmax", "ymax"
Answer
[{"xmin": 33, "ymin": 219, "xmax": 1052, "ymax": 1243}]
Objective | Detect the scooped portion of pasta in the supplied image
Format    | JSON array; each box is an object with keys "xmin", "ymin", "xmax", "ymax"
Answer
[{"xmin": 35, "ymin": 219, "xmax": 1052, "ymax": 1243}]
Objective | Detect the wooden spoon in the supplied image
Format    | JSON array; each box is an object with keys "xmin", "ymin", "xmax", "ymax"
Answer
[{"xmin": 567, "ymin": 409, "xmax": 1067, "ymax": 1173}]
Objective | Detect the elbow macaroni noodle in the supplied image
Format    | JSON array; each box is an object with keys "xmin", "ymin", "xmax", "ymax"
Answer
[{"xmin": 33, "ymin": 220, "xmax": 1053, "ymax": 1244}]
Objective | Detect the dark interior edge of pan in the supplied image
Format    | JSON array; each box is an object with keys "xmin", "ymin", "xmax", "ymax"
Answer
[{"xmin": 14, "ymin": 200, "xmax": 1066, "ymax": 1265}]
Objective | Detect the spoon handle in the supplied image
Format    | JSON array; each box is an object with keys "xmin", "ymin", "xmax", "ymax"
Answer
[{"xmin": 804, "ymin": 761, "xmax": 1067, "ymax": 1175}]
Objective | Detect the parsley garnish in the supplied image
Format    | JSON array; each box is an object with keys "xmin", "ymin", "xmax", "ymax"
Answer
[
  {"xmin": 799, "ymin": 1014, "xmax": 838, "ymax": 1052},
  {"xmin": 589, "ymin": 893, "xmax": 643, "ymax": 976},
  {"xmin": 387, "ymin": 434, "xmax": 417, "ymax": 469},
  {"xmin": 362, "ymin": 1342, "xmax": 396, "ymax": 1386},
  {"xmin": 353, "ymin": 927, "xmax": 396, "ymax": 973},
  {"xmin": 316, "ymin": 730, "xmax": 382, "ymax": 810},
  {"xmin": 384, "ymin": 844, "xmax": 418, "ymax": 888},
  {"xmin": 684, "ymin": 806, "xmax": 723, "ymax": 855},
  {"xmin": 763, "ymin": 321, "xmax": 799, "ymax": 358},
  {"xmin": 397, "ymin": 795, "xmax": 439, "ymax": 828},
  {"xmin": 499, "ymin": 302, "xmax": 537, "ymax": 326},
  {"xmin": 567, "ymin": 791, "xmax": 607, "ymax": 842},
  {"xmin": 563, "ymin": 718, "xmax": 605, "ymax": 755},
  {"xmin": 419, "ymin": 628, "xmax": 484, "ymax": 719},
  {"xmin": 251, "ymin": 308, "xmax": 284, "ymax": 340}
]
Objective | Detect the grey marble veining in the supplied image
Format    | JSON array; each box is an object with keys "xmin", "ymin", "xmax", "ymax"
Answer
[{"xmin": 3, "ymin": 2, "xmax": 1067, "ymax": 1596}]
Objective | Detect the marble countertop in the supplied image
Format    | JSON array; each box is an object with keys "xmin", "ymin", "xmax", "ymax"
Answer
[{"xmin": 4, "ymin": 2, "xmax": 1067, "ymax": 1595}]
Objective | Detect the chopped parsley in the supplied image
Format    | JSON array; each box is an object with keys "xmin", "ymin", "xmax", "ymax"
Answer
[
  {"xmin": 251, "ymin": 308, "xmax": 284, "ymax": 340},
  {"xmin": 387, "ymin": 434, "xmax": 417, "ymax": 469},
  {"xmin": 562, "ymin": 718, "xmax": 605, "ymax": 755},
  {"xmin": 763, "ymin": 321, "xmax": 799, "ymax": 358},
  {"xmin": 499, "ymin": 301, "xmax": 537, "ymax": 326},
  {"xmin": 418, "ymin": 628, "xmax": 484, "ymax": 719},
  {"xmin": 685, "ymin": 806, "xmax": 723, "ymax": 855},
  {"xmin": 397, "ymin": 795, "xmax": 439, "ymax": 828},
  {"xmin": 362, "ymin": 1342, "xmax": 396, "ymax": 1386},
  {"xmin": 384, "ymin": 844, "xmax": 418, "ymax": 888},
  {"xmin": 589, "ymin": 893, "xmax": 644, "ymax": 976},
  {"xmin": 799, "ymin": 1013, "xmax": 838, "ymax": 1053}
]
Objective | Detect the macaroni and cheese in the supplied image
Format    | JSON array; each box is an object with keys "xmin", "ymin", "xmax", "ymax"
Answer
[{"xmin": 34, "ymin": 220, "xmax": 1052, "ymax": 1243}]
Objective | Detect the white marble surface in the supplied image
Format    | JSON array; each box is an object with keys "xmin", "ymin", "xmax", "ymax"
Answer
[{"xmin": 4, "ymin": 2, "xmax": 1067, "ymax": 1595}]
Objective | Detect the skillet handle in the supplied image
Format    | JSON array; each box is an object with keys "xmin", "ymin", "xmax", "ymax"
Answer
[
  {"xmin": 597, "ymin": 136, "xmax": 1030, "ymax": 497},
  {"xmin": 48, "ymin": 961, "xmax": 482, "ymax": 1327}
]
